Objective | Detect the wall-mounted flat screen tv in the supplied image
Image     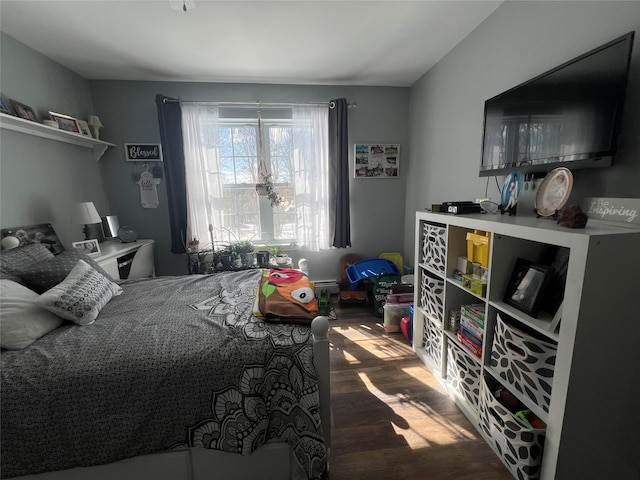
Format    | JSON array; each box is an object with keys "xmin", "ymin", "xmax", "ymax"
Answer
[{"xmin": 480, "ymin": 31, "xmax": 634, "ymax": 177}]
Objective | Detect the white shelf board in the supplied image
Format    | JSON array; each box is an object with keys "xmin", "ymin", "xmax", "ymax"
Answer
[{"xmin": 0, "ymin": 113, "xmax": 115, "ymax": 161}]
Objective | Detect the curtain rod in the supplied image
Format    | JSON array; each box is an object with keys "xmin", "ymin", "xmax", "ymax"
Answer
[{"xmin": 162, "ymin": 98, "xmax": 356, "ymax": 108}]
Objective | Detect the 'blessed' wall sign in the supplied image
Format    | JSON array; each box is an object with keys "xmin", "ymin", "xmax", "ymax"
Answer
[{"xmin": 124, "ymin": 143, "xmax": 163, "ymax": 162}]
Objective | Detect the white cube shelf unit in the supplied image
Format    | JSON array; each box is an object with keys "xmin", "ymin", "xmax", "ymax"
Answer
[{"xmin": 413, "ymin": 210, "xmax": 640, "ymax": 480}]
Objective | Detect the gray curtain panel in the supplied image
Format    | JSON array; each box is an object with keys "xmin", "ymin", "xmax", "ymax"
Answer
[
  {"xmin": 155, "ymin": 94, "xmax": 187, "ymax": 254},
  {"xmin": 328, "ymin": 98, "xmax": 351, "ymax": 248}
]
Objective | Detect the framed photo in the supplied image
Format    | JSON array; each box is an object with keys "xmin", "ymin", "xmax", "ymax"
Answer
[
  {"xmin": 354, "ymin": 144, "xmax": 399, "ymax": 178},
  {"xmin": 504, "ymin": 258, "xmax": 553, "ymax": 318},
  {"xmin": 11, "ymin": 100, "xmax": 38, "ymax": 122},
  {"xmin": 0, "ymin": 96, "xmax": 14, "ymax": 115},
  {"xmin": 49, "ymin": 111, "xmax": 81, "ymax": 134},
  {"xmin": 72, "ymin": 239, "xmax": 101, "ymax": 257},
  {"xmin": 77, "ymin": 119, "xmax": 91, "ymax": 136}
]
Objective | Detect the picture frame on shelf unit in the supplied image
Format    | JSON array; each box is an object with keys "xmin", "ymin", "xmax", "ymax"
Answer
[
  {"xmin": 72, "ymin": 239, "xmax": 101, "ymax": 257},
  {"xmin": 504, "ymin": 258, "xmax": 553, "ymax": 318},
  {"xmin": 11, "ymin": 100, "xmax": 38, "ymax": 122},
  {"xmin": 49, "ymin": 111, "xmax": 81, "ymax": 134}
]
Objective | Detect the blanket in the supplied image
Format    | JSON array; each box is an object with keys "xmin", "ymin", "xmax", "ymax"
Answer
[
  {"xmin": 256, "ymin": 268, "xmax": 319, "ymax": 324},
  {"xmin": 1, "ymin": 270, "xmax": 326, "ymax": 479}
]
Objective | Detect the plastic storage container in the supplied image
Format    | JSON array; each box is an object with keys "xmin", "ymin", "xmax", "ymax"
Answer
[
  {"xmin": 466, "ymin": 230, "xmax": 491, "ymax": 267},
  {"xmin": 383, "ymin": 303, "xmax": 411, "ymax": 333}
]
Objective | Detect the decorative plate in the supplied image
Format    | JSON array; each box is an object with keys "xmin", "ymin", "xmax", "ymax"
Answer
[
  {"xmin": 500, "ymin": 171, "xmax": 523, "ymax": 209},
  {"xmin": 117, "ymin": 225, "xmax": 138, "ymax": 243},
  {"xmin": 535, "ymin": 167, "xmax": 573, "ymax": 217}
]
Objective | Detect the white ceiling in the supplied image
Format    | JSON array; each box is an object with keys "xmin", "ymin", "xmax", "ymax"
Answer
[{"xmin": 0, "ymin": 0, "xmax": 502, "ymax": 87}]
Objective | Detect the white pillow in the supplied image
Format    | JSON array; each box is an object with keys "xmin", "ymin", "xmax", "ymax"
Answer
[
  {"xmin": 0, "ymin": 279, "xmax": 64, "ymax": 350},
  {"xmin": 37, "ymin": 260, "xmax": 122, "ymax": 325}
]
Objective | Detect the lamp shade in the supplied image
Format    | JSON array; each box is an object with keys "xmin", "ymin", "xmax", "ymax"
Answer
[
  {"xmin": 72, "ymin": 202, "xmax": 101, "ymax": 225},
  {"xmin": 87, "ymin": 115, "xmax": 103, "ymax": 128}
]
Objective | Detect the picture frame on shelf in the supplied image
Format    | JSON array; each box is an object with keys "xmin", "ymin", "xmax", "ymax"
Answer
[
  {"xmin": 0, "ymin": 96, "xmax": 14, "ymax": 115},
  {"xmin": 504, "ymin": 258, "xmax": 553, "ymax": 318},
  {"xmin": 77, "ymin": 119, "xmax": 91, "ymax": 136},
  {"xmin": 72, "ymin": 239, "xmax": 101, "ymax": 257},
  {"xmin": 49, "ymin": 111, "xmax": 81, "ymax": 134},
  {"xmin": 11, "ymin": 100, "xmax": 38, "ymax": 122}
]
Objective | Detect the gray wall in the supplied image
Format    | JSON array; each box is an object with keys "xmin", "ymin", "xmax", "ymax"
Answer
[
  {"xmin": 1, "ymin": 28, "xmax": 410, "ymax": 280},
  {"xmin": 0, "ymin": 32, "xmax": 110, "ymax": 247},
  {"xmin": 404, "ymin": 1, "xmax": 640, "ymax": 264},
  {"xmin": 89, "ymin": 81, "xmax": 409, "ymax": 278}
]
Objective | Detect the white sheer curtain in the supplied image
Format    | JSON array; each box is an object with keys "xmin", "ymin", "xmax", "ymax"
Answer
[
  {"xmin": 181, "ymin": 103, "xmax": 223, "ymax": 249},
  {"xmin": 292, "ymin": 105, "xmax": 329, "ymax": 251},
  {"xmin": 180, "ymin": 102, "xmax": 330, "ymax": 252}
]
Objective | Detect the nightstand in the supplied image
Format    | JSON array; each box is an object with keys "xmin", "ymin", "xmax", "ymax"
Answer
[{"xmin": 94, "ymin": 239, "xmax": 155, "ymax": 281}]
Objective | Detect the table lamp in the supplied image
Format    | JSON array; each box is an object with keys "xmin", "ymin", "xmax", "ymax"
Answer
[
  {"xmin": 72, "ymin": 201, "xmax": 104, "ymax": 242},
  {"xmin": 87, "ymin": 115, "xmax": 103, "ymax": 139}
]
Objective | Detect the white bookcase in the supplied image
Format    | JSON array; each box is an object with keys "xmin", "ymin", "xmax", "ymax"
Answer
[{"xmin": 413, "ymin": 210, "xmax": 640, "ymax": 480}]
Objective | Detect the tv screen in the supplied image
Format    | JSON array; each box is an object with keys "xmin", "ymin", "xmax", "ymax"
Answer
[{"xmin": 480, "ymin": 32, "xmax": 634, "ymax": 177}]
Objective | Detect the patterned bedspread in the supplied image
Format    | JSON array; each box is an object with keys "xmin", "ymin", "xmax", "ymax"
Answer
[{"xmin": 0, "ymin": 270, "xmax": 326, "ymax": 479}]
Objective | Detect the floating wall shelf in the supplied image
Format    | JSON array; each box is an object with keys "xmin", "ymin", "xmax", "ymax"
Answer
[{"xmin": 0, "ymin": 113, "xmax": 115, "ymax": 161}]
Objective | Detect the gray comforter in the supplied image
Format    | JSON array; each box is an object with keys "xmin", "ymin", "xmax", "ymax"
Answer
[{"xmin": 1, "ymin": 270, "xmax": 326, "ymax": 479}]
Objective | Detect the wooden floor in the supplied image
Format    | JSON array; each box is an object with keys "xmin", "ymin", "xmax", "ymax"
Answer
[{"xmin": 328, "ymin": 302, "xmax": 512, "ymax": 480}]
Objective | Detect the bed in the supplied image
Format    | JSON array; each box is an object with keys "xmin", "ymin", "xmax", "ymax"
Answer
[{"xmin": 0, "ymin": 237, "xmax": 330, "ymax": 480}]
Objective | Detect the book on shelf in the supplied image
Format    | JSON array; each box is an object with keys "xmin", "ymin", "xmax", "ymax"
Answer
[{"xmin": 457, "ymin": 331, "xmax": 482, "ymax": 358}]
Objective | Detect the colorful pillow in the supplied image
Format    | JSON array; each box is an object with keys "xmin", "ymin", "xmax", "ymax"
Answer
[
  {"xmin": 37, "ymin": 260, "xmax": 122, "ymax": 325},
  {"xmin": 0, "ymin": 243, "xmax": 55, "ymax": 276},
  {"xmin": 19, "ymin": 249, "xmax": 114, "ymax": 294},
  {"xmin": 0, "ymin": 279, "xmax": 64, "ymax": 350}
]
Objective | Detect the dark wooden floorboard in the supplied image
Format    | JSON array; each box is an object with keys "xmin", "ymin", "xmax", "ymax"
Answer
[{"xmin": 328, "ymin": 302, "xmax": 512, "ymax": 480}]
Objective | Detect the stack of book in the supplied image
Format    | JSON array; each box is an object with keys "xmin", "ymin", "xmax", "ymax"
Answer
[{"xmin": 456, "ymin": 303, "xmax": 485, "ymax": 358}]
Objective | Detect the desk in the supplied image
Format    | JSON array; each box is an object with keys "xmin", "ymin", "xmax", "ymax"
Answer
[{"xmin": 95, "ymin": 239, "xmax": 155, "ymax": 280}]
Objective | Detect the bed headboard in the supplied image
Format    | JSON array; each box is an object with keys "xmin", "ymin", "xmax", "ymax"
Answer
[{"xmin": 1, "ymin": 223, "xmax": 65, "ymax": 255}]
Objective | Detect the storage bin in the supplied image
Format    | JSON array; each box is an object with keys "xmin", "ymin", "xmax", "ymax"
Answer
[
  {"xmin": 419, "ymin": 273, "xmax": 445, "ymax": 323},
  {"xmin": 478, "ymin": 376, "xmax": 546, "ymax": 479},
  {"xmin": 371, "ymin": 274, "xmax": 401, "ymax": 317},
  {"xmin": 423, "ymin": 316, "xmax": 442, "ymax": 370},
  {"xmin": 466, "ymin": 230, "xmax": 490, "ymax": 267},
  {"xmin": 422, "ymin": 222, "xmax": 446, "ymax": 274},
  {"xmin": 491, "ymin": 314, "xmax": 557, "ymax": 413},
  {"xmin": 383, "ymin": 303, "xmax": 411, "ymax": 333},
  {"xmin": 446, "ymin": 342, "xmax": 482, "ymax": 410}
]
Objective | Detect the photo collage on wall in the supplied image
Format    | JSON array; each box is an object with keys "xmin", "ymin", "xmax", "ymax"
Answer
[{"xmin": 354, "ymin": 144, "xmax": 399, "ymax": 178}]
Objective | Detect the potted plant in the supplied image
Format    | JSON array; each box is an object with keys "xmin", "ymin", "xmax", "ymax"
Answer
[
  {"xmin": 216, "ymin": 246, "xmax": 234, "ymax": 268},
  {"xmin": 256, "ymin": 174, "xmax": 284, "ymax": 208},
  {"xmin": 230, "ymin": 240, "xmax": 255, "ymax": 267}
]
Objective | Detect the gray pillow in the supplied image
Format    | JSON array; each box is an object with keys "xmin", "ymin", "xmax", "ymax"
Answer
[
  {"xmin": 18, "ymin": 249, "xmax": 114, "ymax": 293},
  {"xmin": 37, "ymin": 260, "xmax": 122, "ymax": 325},
  {"xmin": 0, "ymin": 243, "xmax": 55, "ymax": 276}
]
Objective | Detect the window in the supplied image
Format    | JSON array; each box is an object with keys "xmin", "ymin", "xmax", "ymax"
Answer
[{"xmin": 181, "ymin": 104, "xmax": 329, "ymax": 251}]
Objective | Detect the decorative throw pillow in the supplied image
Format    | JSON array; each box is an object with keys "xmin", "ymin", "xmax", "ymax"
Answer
[
  {"xmin": 0, "ymin": 279, "xmax": 64, "ymax": 350},
  {"xmin": 19, "ymin": 249, "xmax": 114, "ymax": 294},
  {"xmin": 37, "ymin": 260, "xmax": 122, "ymax": 325},
  {"xmin": 0, "ymin": 243, "xmax": 55, "ymax": 276}
]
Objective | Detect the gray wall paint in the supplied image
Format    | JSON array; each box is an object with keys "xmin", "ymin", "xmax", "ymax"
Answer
[
  {"xmin": 404, "ymin": 1, "xmax": 640, "ymax": 265},
  {"xmin": 87, "ymin": 82, "xmax": 410, "ymax": 278},
  {"xmin": 0, "ymin": 32, "xmax": 110, "ymax": 247}
]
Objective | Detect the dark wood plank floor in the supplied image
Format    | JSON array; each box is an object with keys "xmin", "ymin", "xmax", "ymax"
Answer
[{"xmin": 328, "ymin": 302, "xmax": 512, "ymax": 480}]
